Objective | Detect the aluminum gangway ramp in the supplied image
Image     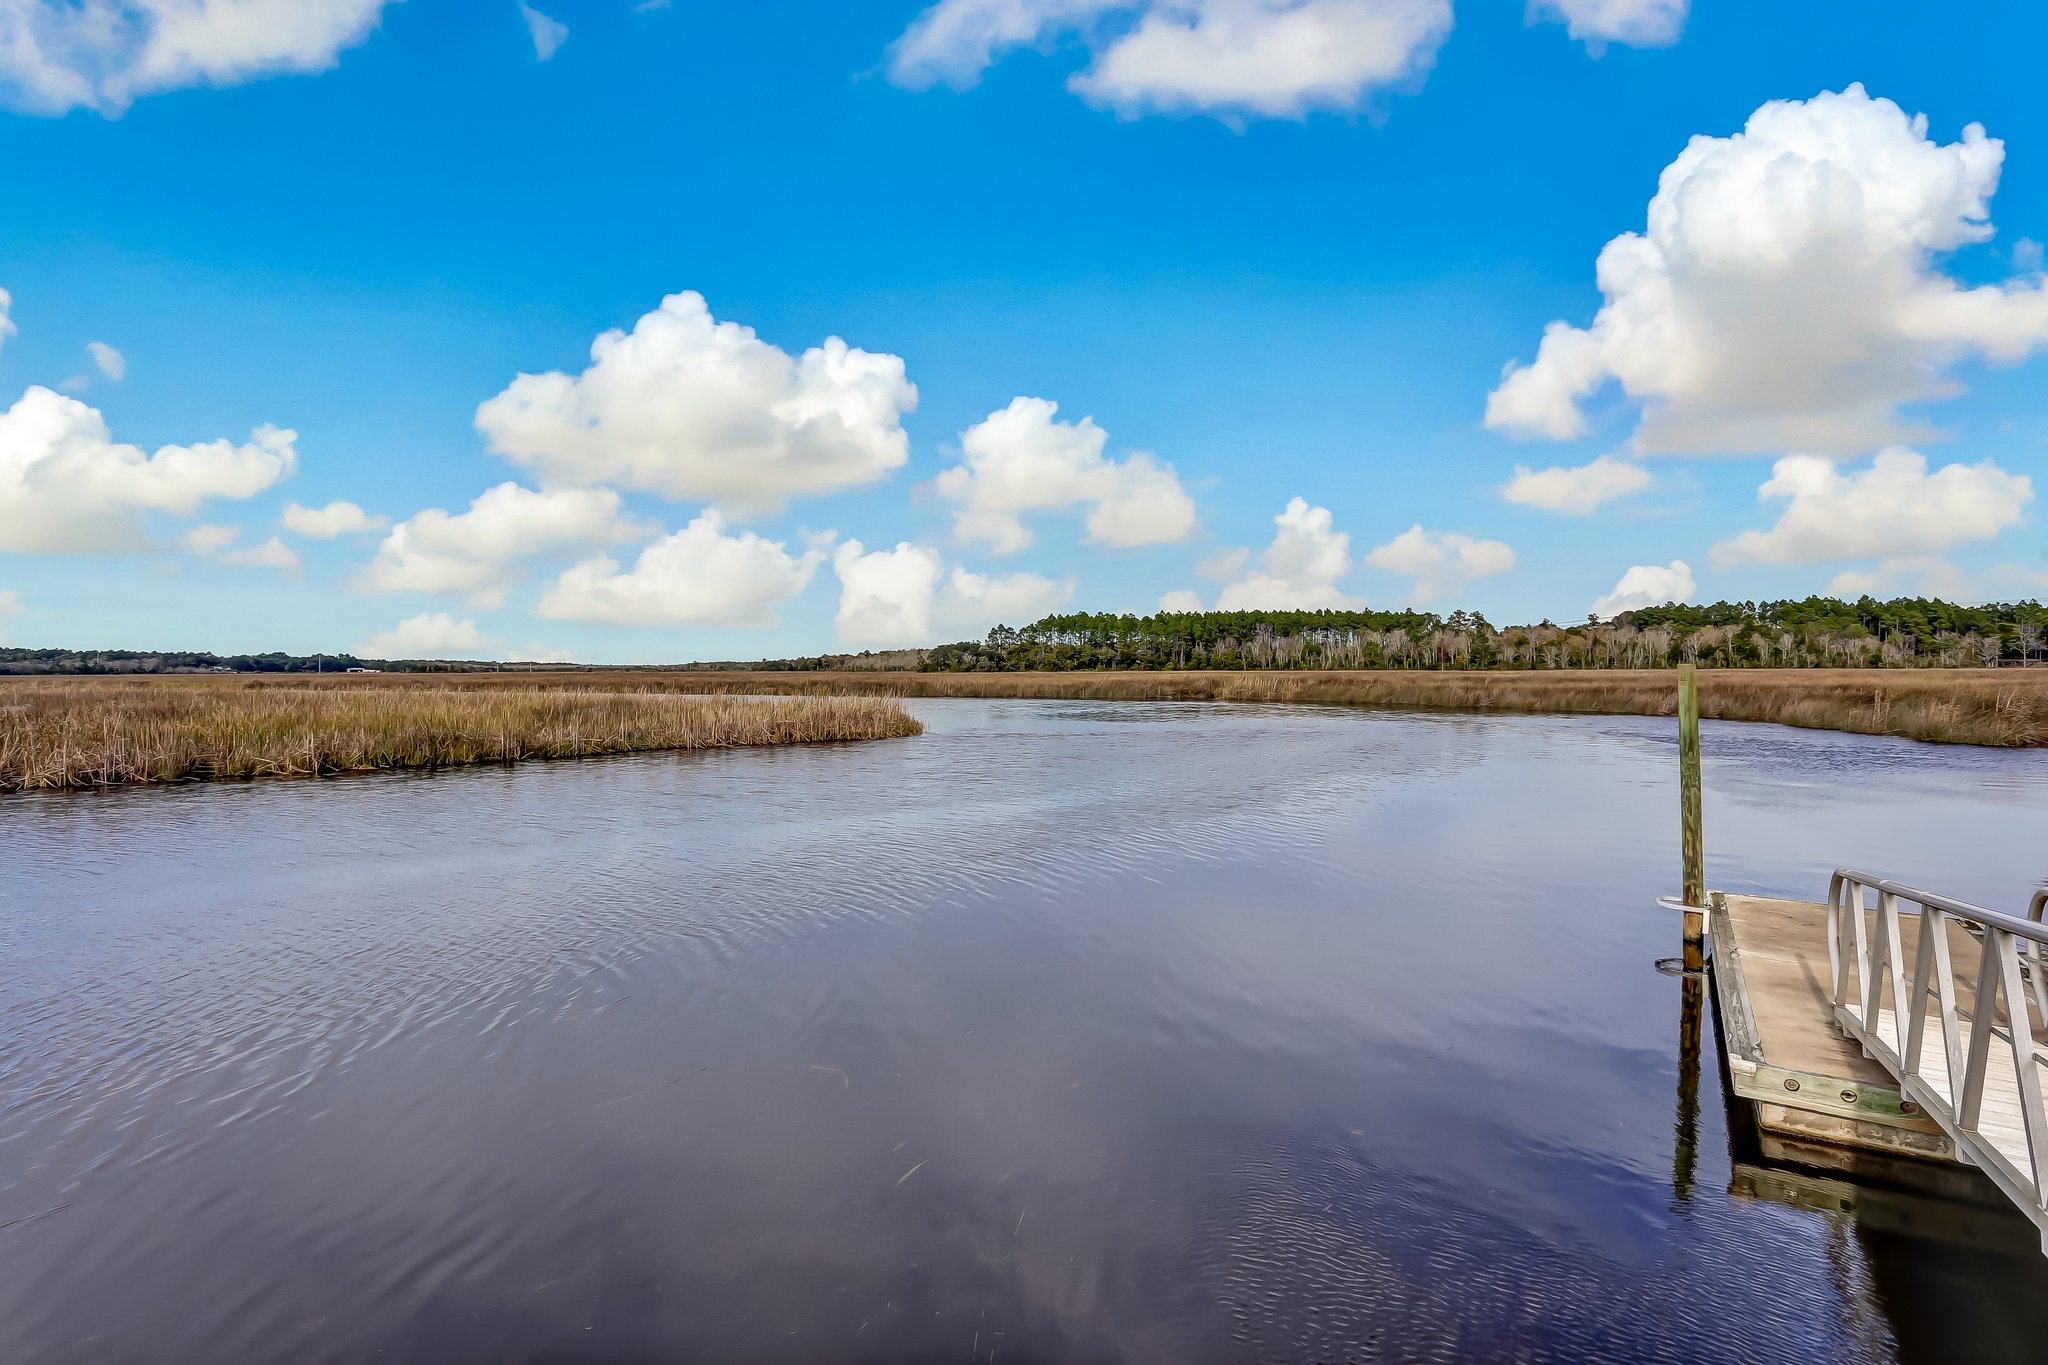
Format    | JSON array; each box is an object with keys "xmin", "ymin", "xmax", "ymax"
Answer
[{"xmin": 1829, "ymin": 869, "xmax": 2048, "ymax": 1253}]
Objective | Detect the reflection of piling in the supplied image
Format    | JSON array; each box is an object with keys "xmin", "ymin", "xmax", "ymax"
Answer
[{"xmin": 1674, "ymin": 965, "xmax": 1703, "ymax": 1200}]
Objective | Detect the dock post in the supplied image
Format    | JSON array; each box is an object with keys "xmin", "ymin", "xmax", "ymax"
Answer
[
  {"xmin": 1671, "ymin": 663, "xmax": 1706, "ymax": 1198},
  {"xmin": 1678, "ymin": 663, "xmax": 1704, "ymax": 971}
]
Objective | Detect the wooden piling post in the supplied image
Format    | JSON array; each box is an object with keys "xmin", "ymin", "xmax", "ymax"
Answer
[{"xmin": 1678, "ymin": 663, "xmax": 1704, "ymax": 970}]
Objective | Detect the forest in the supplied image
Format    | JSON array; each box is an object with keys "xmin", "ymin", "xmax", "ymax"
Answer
[
  {"xmin": 921, "ymin": 598, "xmax": 2048, "ymax": 673},
  {"xmin": 12, "ymin": 595, "xmax": 2046, "ymax": 676},
  {"xmin": 0, "ymin": 648, "xmax": 537, "ymax": 675}
]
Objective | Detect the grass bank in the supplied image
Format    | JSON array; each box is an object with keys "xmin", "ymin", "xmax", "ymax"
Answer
[
  {"xmin": 0, "ymin": 680, "xmax": 921, "ymax": 791},
  {"xmin": 19, "ymin": 668, "xmax": 2043, "ymax": 755},
  {"xmin": 660, "ymin": 668, "xmax": 2047, "ymax": 747}
]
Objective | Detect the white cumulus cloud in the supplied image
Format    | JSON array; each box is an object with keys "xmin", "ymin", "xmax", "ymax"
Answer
[
  {"xmin": 1500, "ymin": 453, "xmax": 1650, "ymax": 515},
  {"xmin": 507, "ymin": 642, "xmax": 574, "ymax": 663},
  {"xmin": 888, "ymin": 0, "xmax": 1104, "ymax": 87},
  {"xmin": 0, "ymin": 385, "xmax": 295, "ymax": 553},
  {"xmin": 359, "ymin": 613, "xmax": 493, "ymax": 660},
  {"xmin": 1826, "ymin": 557, "xmax": 1971, "ymax": 602},
  {"xmin": 0, "ymin": 0, "xmax": 395, "ymax": 116},
  {"xmin": 183, "ymin": 522, "xmax": 301, "ymax": 573},
  {"xmin": 833, "ymin": 539, "xmax": 1072, "ymax": 647},
  {"xmin": 283, "ymin": 499, "xmax": 388, "ymax": 538},
  {"xmin": 0, "ymin": 288, "xmax": 14, "ymax": 356},
  {"xmin": 1486, "ymin": 85, "xmax": 2048, "ymax": 456},
  {"xmin": 1364, "ymin": 524, "xmax": 1515, "ymax": 604},
  {"xmin": 1195, "ymin": 545, "xmax": 1249, "ymax": 580},
  {"xmin": 85, "ymin": 340, "xmax": 125, "ymax": 381},
  {"xmin": 1590, "ymin": 559, "xmax": 1694, "ymax": 618},
  {"xmin": 1531, "ymin": 0, "xmax": 1686, "ymax": 49},
  {"xmin": 475, "ymin": 291, "xmax": 917, "ymax": 514},
  {"xmin": 0, "ymin": 587, "xmax": 21, "ymax": 642},
  {"xmin": 539, "ymin": 511, "xmax": 827, "ymax": 628},
  {"xmin": 519, "ymin": 2, "xmax": 567, "ymax": 60},
  {"xmin": 1710, "ymin": 448, "xmax": 2032, "ymax": 569},
  {"xmin": 362, "ymin": 483, "xmax": 648, "ymax": 608},
  {"xmin": 181, "ymin": 522, "xmax": 239, "ymax": 554},
  {"xmin": 1187, "ymin": 496, "xmax": 1360, "ymax": 610},
  {"xmin": 220, "ymin": 536, "xmax": 299, "ymax": 572},
  {"xmin": 1986, "ymin": 562, "xmax": 2048, "ymax": 596},
  {"xmin": 889, "ymin": 0, "xmax": 1454, "ymax": 120},
  {"xmin": 937, "ymin": 396, "xmax": 1197, "ymax": 555}
]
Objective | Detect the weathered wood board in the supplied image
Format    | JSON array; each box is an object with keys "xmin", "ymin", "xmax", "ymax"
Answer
[{"xmin": 1710, "ymin": 893, "xmax": 1957, "ymax": 1163}]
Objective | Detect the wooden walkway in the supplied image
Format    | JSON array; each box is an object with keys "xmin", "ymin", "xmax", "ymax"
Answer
[{"xmin": 1862, "ymin": 1002, "xmax": 2048, "ymax": 1185}]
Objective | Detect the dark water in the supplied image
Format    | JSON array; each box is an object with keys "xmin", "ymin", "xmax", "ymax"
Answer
[{"xmin": 5, "ymin": 700, "xmax": 2048, "ymax": 1364}]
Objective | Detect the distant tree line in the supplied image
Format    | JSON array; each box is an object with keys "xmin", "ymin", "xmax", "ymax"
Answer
[
  {"xmin": 922, "ymin": 597, "xmax": 2048, "ymax": 672},
  {"xmin": 1, "ymin": 644, "xmax": 957, "ymax": 676},
  {"xmin": 13, "ymin": 594, "xmax": 2047, "ymax": 676},
  {"xmin": 693, "ymin": 649, "xmax": 932, "ymax": 673},
  {"xmin": 0, "ymin": 648, "xmax": 570, "ymax": 675}
]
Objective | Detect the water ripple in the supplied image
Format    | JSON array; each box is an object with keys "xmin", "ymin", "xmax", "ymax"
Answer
[{"xmin": 3, "ymin": 698, "xmax": 2045, "ymax": 1362}]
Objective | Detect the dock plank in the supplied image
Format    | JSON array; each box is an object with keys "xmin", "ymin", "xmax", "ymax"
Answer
[
  {"xmin": 1711, "ymin": 894, "xmax": 1950, "ymax": 1162},
  {"xmin": 1719, "ymin": 895, "xmax": 1893, "ymax": 1085}
]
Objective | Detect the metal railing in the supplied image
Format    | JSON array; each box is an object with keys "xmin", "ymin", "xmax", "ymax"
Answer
[
  {"xmin": 2033, "ymin": 888, "xmax": 2048, "ymax": 1029},
  {"xmin": 1828, "ymin": 869, "xmax": 2048, "ymax": 1251}
]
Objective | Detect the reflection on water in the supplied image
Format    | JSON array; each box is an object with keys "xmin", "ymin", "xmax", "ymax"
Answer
[{"xmin": 3, "ymin": 699, "xmax": 2046, "ymax": 1363}]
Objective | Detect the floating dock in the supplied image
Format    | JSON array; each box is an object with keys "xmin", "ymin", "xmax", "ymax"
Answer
[
  {"xmin": 1706, "ymin": 876, "xmax": 2048, "ymax": 1251},
  {"xmin": 1711, "ymin": 892, "xmax": 1954, "ymax": 1168}
]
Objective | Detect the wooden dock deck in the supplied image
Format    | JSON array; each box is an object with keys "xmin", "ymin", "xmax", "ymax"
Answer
[{"xmin": 1709, "ymin": 892, "xmax": 1959, "ymax": 1171}]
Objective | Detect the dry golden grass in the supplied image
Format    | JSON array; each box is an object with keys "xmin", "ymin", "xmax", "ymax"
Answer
[
  {"xmin": 597, "ymin": 667, "xmax": 2046, "ymax": 747},
  {"xmin": 0, "ymin": 679, "xmax": 921, "ymax": 791},
  {"xmin": 13, "ymin": 668, "xmax": 2043, "ymax": 772}
]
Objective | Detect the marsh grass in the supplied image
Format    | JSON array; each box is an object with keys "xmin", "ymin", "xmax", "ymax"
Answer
[
  {"xmin": 11, "ymin": 668, "xmax": 2042, "ymax": 782},
  {"xmin": 646, "ymin": 668, "xmax": 2048, "ymax": 747},
  {"xmin": 0, "ymin": 681, "xmax": 921, "ymax": 791}
]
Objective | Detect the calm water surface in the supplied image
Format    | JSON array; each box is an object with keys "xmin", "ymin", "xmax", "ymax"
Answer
[{"xmin": 6, "ymin": 699, "xmax": 2048, "ymax": 1363}]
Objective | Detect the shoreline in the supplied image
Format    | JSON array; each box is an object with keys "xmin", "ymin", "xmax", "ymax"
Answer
[
  {"xmin": 13, "ymin": 668, "xmax": 2045, "ymax": 750},
  {"xmin": 666, "ymin": 668, "xmax": 2048, "ymax": 748}
]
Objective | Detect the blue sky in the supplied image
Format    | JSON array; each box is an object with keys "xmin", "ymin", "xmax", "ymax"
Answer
[{"xmin": 1, "ymin": 0, "xmax": 2044, "ymax": 662}]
